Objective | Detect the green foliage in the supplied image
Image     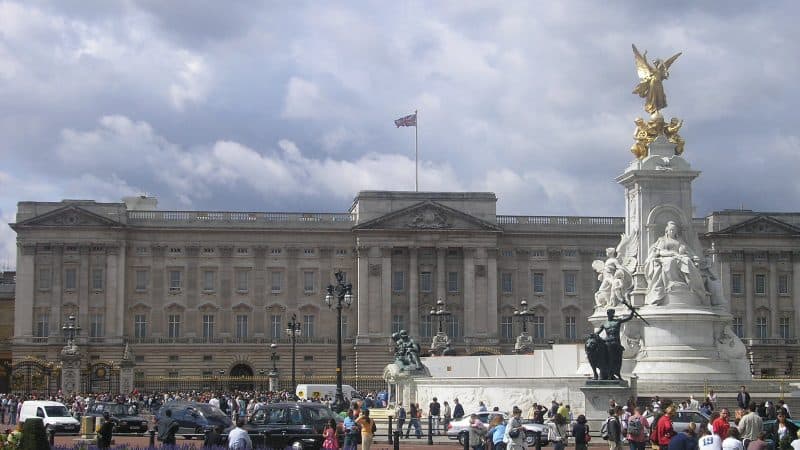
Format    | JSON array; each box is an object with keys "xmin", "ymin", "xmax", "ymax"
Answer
[{"xmin": 20, "ymin": 419, "xmax": 49, "ymax": 450}]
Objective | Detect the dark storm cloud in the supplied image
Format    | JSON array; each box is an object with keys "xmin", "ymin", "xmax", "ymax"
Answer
[{"xmin": 1, "ymin": 1, "xmax": 800, "ymax": 266}]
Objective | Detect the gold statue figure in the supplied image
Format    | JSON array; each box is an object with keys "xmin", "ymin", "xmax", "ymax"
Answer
[
  {"xmin": 632, "ymin": 44, "xmax": 682, "ymax": 115},
  {"xmin": 664, "ymin": 117, "xmax": 685, "ymax": 155}
]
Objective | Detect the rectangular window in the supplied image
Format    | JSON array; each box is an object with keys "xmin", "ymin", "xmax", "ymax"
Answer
[
  {"xmin": 392, "ymin": 315, "xmax": 404, "ymax": 334},
  {"xmin": 202, "ymin": 315, "xmax": 215, "ymax": 340},
  {"xmin": 169, "ymin": 270, "xmax": 182, "ymax": 292},
  {"xmin": 236, "ymin": 269, "xmax": 249, "ymax": 292},
  {"xmin": 564, "ymin": 272, "xmax": 577, "ymax": 295},
  {"xmin": 392, "ymin": 271, "xmax": 405, "ymax": 292},
  {"xmin": 780, "ymin": 317, "xmax": 792, "ymax": 339},
  {"xmin": 447, "ymin": 271, "xmax": 459, "ymax": 293},
  {"xmin": 64, "ymin": 268, "xmax": 77, "ymax": 290},
  {"xmin": 779, "ymin": 274, "xmax": 790, "ymax": 295},
  {"xmin": 501, "ymin": 272, "xmax": 513, "ymax": 294},
  {"xmin": 270, "ymin": 315, "xmax": 282, "ymax": 340},
  {"xmin": 532, "ymin": 316, "xmax": 545, "ymax": 339},
  {"xmin": 202, "ymin": 270, "xmax": 215, "ymax": 292},
  {"xmin": 135, "ymin": 269, "xmax": 148, "ymax": 291},
  {"xmin": 302, "ymin": 315, "xmax": 315, "ymax": 337},
  {"xmin": 38, "ymin": 268, "xmax": 52, "ymax": 290},
  {"xmin": 532, "ymin": 272, "xmax": 545, "ymax": 294},
  {"xmin": 756, "ymin": 316, "xmax": 768, "ymax": 339},
  {"xmin": 303, "ymin": 271, "xmax": 315, "ymax": 293},
  {"xmin": 90, "ymin": 314, "xmax": 104, "ymax": 338},
  {"xmin": 134, "ymin": 314, "xmax": 147, "ymax": 339},
  {"xmin": 731, "ymin": 273, "xmax": 743, "ymax": 295},
  {"xmin": 168, "ymin": 315, "xmax": 181, "ymax": 339},
  {"xmin": 755, "ymin": 274, "xmax": 767, "ymax": 295},
  {"xmin": 420, "ymin": 315, "xmax": 432, "ymax": 338},
  {"xmin": 35, "ymin": 314, "xmax": 49, "ymax": 337},
  {"xmin": 732, "ymin": 316, "xmax": 744, "ymax": 338},
  {"xmin": 446, "ymin": 315, "xmax": 461, "ymax": 337},
  {"xmin": 271, "ymin": 271, "xmax": 283, "ymax": 292},
  {"xmin": 91, "ymin": 268, "xmax": 104, "ymax": 290},
  {"xmin": 420, "ymin": 272, "xmax": 432, "ymax": 293},
  {"xmin": 235, "ymin": 315, "xmax": 248, "ymax": 339},
  {"xmin": 565, "ymin": 316, "xmax": 577, "ymax": 340},
  {"xmin": 500, "ymin": 316, "xmax": 514, "ymax": 340}
]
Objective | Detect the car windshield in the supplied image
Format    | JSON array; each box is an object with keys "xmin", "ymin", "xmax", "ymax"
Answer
[
  {"xmin": 106, "ymin": 404, "xmax": 135, "ymax": 416},
  {"xmin": 44, "ymin": 406, "xmax": 71, "ymax": 417},
  {"xmin": 195, "ymin": 404, "xmax": 225, "ymax": 418}
]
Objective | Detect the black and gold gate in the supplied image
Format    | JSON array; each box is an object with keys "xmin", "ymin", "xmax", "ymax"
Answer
[
  {"xmin": 83, "ymin": 362, "xmax": 120, "ymax": 394},
  {"xmin": 10, "ymin": 357, "xmax": 59, "ymax": 396}
]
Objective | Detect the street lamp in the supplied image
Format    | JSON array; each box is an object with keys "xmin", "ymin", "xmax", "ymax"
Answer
[
  {"xmin": 324, "ymin": 271, "xmax": 353, "ymax": 413},
  {"xmin": 429, "ymin": 298, "xmax": 453, "ymax": 356},
  {"xmin": 269, "ymin": 343, "xmax": 279, "ymax": 392},
  {"xmin": 286, "ymin": 314, "xmax": 301, "ymax": 393},
  {"xmin": 513, "ymin": 299, "xmax": 535, "ymax": 354},
  {"xmin": 429, "ymin": 298, "xmax": 451, "ymax": 334},
  {"xmin": 62, "ymin": 314, "xmax": 81, "ymax": 347}
]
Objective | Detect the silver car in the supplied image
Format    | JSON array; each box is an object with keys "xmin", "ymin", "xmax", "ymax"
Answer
[{"xmin": 446, "ymin": 411, "xmax": 551, "ymax": 446}]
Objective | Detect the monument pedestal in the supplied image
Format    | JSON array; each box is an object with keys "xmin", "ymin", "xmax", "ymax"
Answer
[{"xmin": 580, "ymin": 376, "xmax": 636, "ymax": 425}]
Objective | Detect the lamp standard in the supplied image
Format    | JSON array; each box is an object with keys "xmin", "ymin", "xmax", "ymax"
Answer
[
  {"xmin": 62, "ymin": 314, "xmax": 81, "ymax": 347},
  {"xmin": 286, "ymin": 314, "xmax": 301, "ymax": 393},
  {"xmin": 324, "ymin": 271, "xmax": 353, "ymax": 413},
  {"xmin": 268, "ymin": 343, "xmax": 279, "ymax": 392},
  {"xmin": 429, "ymin": 298, "xmax": 453, "ymax": 356},
  {"xmin": 429, "ymin": 298, "xmax": 451, "ymax": 334},
  {"xmin": 513, "ymin": 299, "xmax": 535, "ymax": 354}
]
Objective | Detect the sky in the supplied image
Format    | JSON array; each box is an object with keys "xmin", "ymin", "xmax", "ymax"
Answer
[{"xmin": 1, "ymin": 1, "xmax": 799, "ymax": 269}]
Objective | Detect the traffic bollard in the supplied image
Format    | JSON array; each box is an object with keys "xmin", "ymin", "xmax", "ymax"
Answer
[
  {"xmin": 393, "ymin": 430, "xmax": 402, "ymax": 450},
  {"xmin": 388, "ymin": 415, "xmax": 394, "ymax": 444},
  {"xmin": 428, "ymin": 415, "xmax": 434, "ymax": 445},
  {"xmin": 48, "ymin": 428, "xmax": 55, "ymax": 447},
  {"xmin": 149, "ymin": 428, "xmax": 156, "ymax": 447},
  {"xmin": 463, "ymin": 430, "xmax": 469, "ymax": 450}
]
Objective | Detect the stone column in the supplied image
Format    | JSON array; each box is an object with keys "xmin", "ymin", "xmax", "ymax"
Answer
[
  {"xmin": 719, "ymin": 252, "xmax": 732, "ymax": 302},
  {"xmin": 116, "ymin": 245, "xmax": 126, "ymax": 342},
  {"xmin": 436, "ymin": 247, "xmax": 446, "ymax": 302},
  {"xmin": 487, "ymin": 249, "xmax": 498, "ymax": 337},
  {"xmin": 14, "ymin": 243, "xmax": 36, "ymax": 339},
  {"xmin": 744, "ymin": 253, "xmax": 755, "ymax": 337},
  {"xmin": 381, "ymin": 247, "xmax": 392, "ymax": 336},
  {"xmin": 52, "ymin": 244, "xmax": 63, "ymax": 336},
  {"xmin": 356, "ymin": 246, "xmax": 370, "ymax": 339},
  {"xmin": 793, "ymin": 253, "xmax": 800, "ymax": 337},
  {"xmin": 769, "ymin": 256, "xmax": 780, "ymax": 338},
  {"xmin": 463, "ymin": 248, "xmax": 476, "ymax": 335},
  {"xmin": 409, "ymin": 247, "xmax": 419, "ymax": 337},
  {"xmin": 106, "ymin": 246, "xmax": 119, "ymax": 341},
  {"xmin": 150, "ymin": 245, "xmax": 165, "ymax": 335},
  {"xmin": 78, "ymin": 245, "xmax": 91, "ymax": 332}
]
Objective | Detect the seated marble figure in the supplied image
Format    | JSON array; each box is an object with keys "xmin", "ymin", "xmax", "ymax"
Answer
[{"xmin": 644, "ymin": 220, "xmax": 709, "ymax": 306}]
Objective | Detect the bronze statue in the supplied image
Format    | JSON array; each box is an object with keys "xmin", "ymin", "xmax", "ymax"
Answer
[
  {"xmin": 632, "ymin": 44, "xmax": 682, "ymax": 115},
  {"xmin": 586, "ymin": 306, "xmax": 642, "ymax": 381}
]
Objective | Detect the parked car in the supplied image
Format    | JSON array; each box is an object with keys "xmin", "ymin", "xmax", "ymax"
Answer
[
  {"xmin": 446, "ymin": 411, "xmax": 551, "ymax": 447},
  {"xmin": 18, "ymin": 400, "xmax": 81, "ymax": 434},
  {"xmin": 85, "ymin": 402, "xmax": 149, "ymax": 434},
  {"xmin": 228, "ymin": 402, "xmax": 343, "ymax": 449},
  {"xmin": 155, "ymin": 401, "xmax": 232, "ymax": 439}
]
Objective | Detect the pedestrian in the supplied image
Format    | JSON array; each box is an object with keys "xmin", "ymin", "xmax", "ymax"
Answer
[
  {"xmin": 736, "ymin": 386, "xmax": 751, "ymax": 411},
  {"xmin": 698, "ymin": 422, "xmax": 721, "ymax": 450},
  {"xmin": 739, "ymin": 402, "xmax": 763, "ymax": 449},
  {"xmin": 157, "ymin": 408, "xmax": 180, "ymax": 448},
  {"xmin": 776, "ymin": 410, "xmax": 798, "ymax": 443},
  {"xmin": 228, "ymin": 418, "xmax": 253, "ymax": 450},
  {"xmin": 443, "ymin": 400, "xmax": 452, "ymax": 434},
  {"xmin": 204, "ymin": 425, "xmax": 224, "ymax": 448},
  {"xmin": 627, "ymin": 406, "xmax": 650, "ymax": 450},
  {"xmin": 454, "ymin": 398, "xmax": 465, "ymax": 420},
  {"xmin": 489, "ymin": 414, "xmax": 507, "ymax": 450},
  {"xmin": 667, "ymin": 423, "xmax": 698, "ymax": 450},
  {"xmin": 97, "ymin": 411, "xmax": 114, "ymax": 449},
  {"xmin": 430, "ymin": 397, "xmax": 442, "ymax": 435},
  {"xmin": 355, "ymin": 409, "xmax": 376, "ymax": 450},
  {"xmin": 604, "ymin": 407, "xmax": 622, "ymax": 450},
  {"xmin": 572, "ymin": 414, "xmax": 590, "ymax": 450},
  {"xmin": 343, "ymin": 409, "xmax": 359, "ymax": 450},
  {"xmin": 746, "ymin": 432, "xmax": 767, "ymax": 450},
  {"xmin": 323, "ymin": 418, "xmax": 340, "ymax": 450},
  {"xmin": 721, "ymin": 428, "xmax": 743, "ymax": 450},
  {"xmin": 405, "ymin": 403, "xmax": 421, "ymax": 438},
  {"xmin": 656, "ymin": 406, "xmax": 677, "ymax": 450},
  {"xmin": 469, "ymin": 413, "xmax": 488, "ymax": 450},
  {"xmin": 549, "ymin": 412, "xmax": 567, "ymax": 450},
  {"xmin": 505, "ymin": 406, "xmax": 525, "ymax": 450},
  {"xmin": 396, "ymin": 402, "xmax": 406, "ymax": 437},
  {"xmin": 790, "ymin": 429, "xmax": 800, "ymax": 450},
  {"xmin": 712, "ymin": 409, "xmax": 730, "ymax": 440}
]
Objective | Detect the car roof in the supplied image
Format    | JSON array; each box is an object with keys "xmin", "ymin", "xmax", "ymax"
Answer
[{"xmin": 25, "ymin": 401, "xmax": 65, "ymax": 407}]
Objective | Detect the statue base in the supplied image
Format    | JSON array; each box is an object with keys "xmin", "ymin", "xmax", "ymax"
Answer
[{"xmin": 580, "ymin": 376, "xmax": 636, "ymax": 428}]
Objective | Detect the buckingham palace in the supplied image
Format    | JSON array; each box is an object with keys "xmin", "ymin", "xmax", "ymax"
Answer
[{"xmin": 8, "ymin": 190, "xmax": 800, "ymax": 384}]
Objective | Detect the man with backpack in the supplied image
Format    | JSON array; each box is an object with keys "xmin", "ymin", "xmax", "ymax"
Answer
[
  {"xmin": 602, "ymin": 407, "xmax": 623, "ymax": 450},
  {"xmin": 627, "ymin": 407, "xmax": 650, "ymax": 450}
]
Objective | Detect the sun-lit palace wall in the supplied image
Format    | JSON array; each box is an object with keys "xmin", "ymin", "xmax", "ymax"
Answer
[{"xmin": 8, "ymin": 191, "xmax": 800, "ymax": 382}]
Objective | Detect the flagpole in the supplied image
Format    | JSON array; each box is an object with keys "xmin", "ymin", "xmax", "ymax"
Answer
[{"xmin": 415, "ymin": 109, "xmax": 418, "ymax": 192}]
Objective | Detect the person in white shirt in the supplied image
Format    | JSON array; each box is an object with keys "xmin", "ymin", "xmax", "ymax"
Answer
[
  {"xmin": 722, "ymin": 428, "xmax": 743, "ymax": 450},
  {"xmin": 698, "ymin": 423, "xmax": 722, "ymax": 450},
  {"xmin": 228, "ymin": 419, "xmax": 253, "ymax": 450},
  {"xmin": 790, "ymin": 429, "xmax": 800, "ymax": 450},
  {"xmin": 689, "ymin": 396, "xmax": 700, "ymax": 410},
  {"xmin": 209, "ymin": 395, "xmax": 220, "ymax": 409}
]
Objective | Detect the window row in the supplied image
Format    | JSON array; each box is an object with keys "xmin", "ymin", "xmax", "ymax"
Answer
[
  {"xmin": 132, "ymin": 313, "xmax": 350, "ymax": 340},
  {"xmin": 133, "ymin": 269, "xmax": 347, "ymax": 294},
  {"xmin": 386, "ymin": 314, "xmax": 580, "ymax": 341},
  {"xmin": 37, "ymin": 267, "xmax": 106, "ymax": 291},
  {"xmin": 34, "ymin": 314, "xmax": 106, "ymax": 338},
  {"xmin": 390, "ymin": 271, "xmax": 579, "ymax": 295},
  {"xmin": 730, "ymin": 273, "xmax": 792, "ymax": 296},
  {"xmin": 731, "ymin": 314, "xmax": 794, "ymax": 339}
]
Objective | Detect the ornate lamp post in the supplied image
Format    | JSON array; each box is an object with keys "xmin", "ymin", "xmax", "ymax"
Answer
[
  {"xmin": 324, "ymin": 271, "xmax": 353, "ymax": 413},
  {"xmin": 286, "ymin": 314, "xmax": 301, "ymax": 393},
  {"xmin": 513, "ymin": 299, "xmax": 535, "ymax": 354},
  {"xmin": 62, "ymin": 314, "xmax": 81, "ymax": 347},
  {"xmin": 269, "ymin": 343, "xmax": 279, "ymax": 392},
  {"xmin": 429, "ymin": 298, "xmax": 453, "ymax": 356}
]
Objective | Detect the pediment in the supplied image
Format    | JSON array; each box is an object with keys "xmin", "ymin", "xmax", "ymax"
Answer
[
  {"xmin": 710, "ymin": 215, "xmax": 800, "ymax": 236},
  {"xmin": 12, "ymin": 205, "xmax": 123, "ymax": 229},
  {"xmin": 354, "ymin": 201, "xmax": 500, "ymax": 232}
]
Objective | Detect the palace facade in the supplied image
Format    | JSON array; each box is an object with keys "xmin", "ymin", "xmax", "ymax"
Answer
[{"xmin": 9, "ymin": 191, "xmax": 800, "ymax": 383}]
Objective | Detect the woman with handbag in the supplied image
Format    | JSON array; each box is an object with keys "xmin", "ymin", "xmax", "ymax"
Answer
[
  {"xmin": 505, "ymin": 406, "xmax": 526, "ymax": 450},
  {"xmin": 572, "ymin": 414, "xmax": 590, "ymax": 450}
]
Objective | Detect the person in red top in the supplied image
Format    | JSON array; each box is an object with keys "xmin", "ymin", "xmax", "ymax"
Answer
[
  {"xmin": 656, "ymin": 406, "xmax": 676, "ymax": 450},
  {"xmin": 712, "ymin": 408, "xmax": 731, "ymax": 439}
]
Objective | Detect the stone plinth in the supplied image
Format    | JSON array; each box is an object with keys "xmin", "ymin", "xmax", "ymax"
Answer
[
  {"xmin": 580, "ymin": 378, "xmax": 635, "ymax": 425},
  {"xmin": 60, "ymin": 348, "xmax": 82, "ymax": 395}
]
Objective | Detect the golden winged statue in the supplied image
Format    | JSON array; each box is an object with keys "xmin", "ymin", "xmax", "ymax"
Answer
[{"xmin": 632, "ymin": 44, "xmax": 682, "ymax": 115}]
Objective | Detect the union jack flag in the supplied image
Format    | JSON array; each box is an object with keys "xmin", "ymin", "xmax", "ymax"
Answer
[{"xmin": 394, "ymin": 113, "xmax": 417, "ymax": 127}]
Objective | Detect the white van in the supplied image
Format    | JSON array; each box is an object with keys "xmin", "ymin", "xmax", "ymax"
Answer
[
  {"xmin": 18, "ymin": 400, "xmax": 80, "ymax": 434},
  {"xmin": 295, "ymin": 384, "xmax": 359, "ymax": 402}
]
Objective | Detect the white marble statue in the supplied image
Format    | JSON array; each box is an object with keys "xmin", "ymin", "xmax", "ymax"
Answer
[
  {"xmin": 644, "ymin": 221, "xmax": 709, "ymax": 306},
  {"xmin": 592, "ymin": 230, "xmax": 638, "ymax": 309}
]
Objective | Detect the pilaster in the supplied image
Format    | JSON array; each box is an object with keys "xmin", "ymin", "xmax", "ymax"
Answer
[
  {"xmin": 769, "ymin": 255, "xmax": 779, "ymax": 338},
  {"xmin": 487, "ymin": 248, "xmax": 498, "ymax": 337},
  {"xmin": 356, "ymin": 246, "xmax": 370, "ymax": 340},
  {"xmin": 744, "ymin": 253, "xmax": 755, "ymax": 337},
  {"xmin": 409, "ymin": 247, "xmax": 419, "ymax": 337},
  {"xmin": 463, "ymin": 248, "xmax": 476, "ymax": 335},
  {"xmin": 381, "ymin": 247, "xmax": 392, "ymax": 336},
  {"xmin": 436, "ymin": 246, "xmax": 446, "ymax": 303},
  {"xmin": 14, "ymin": 243, "xmax": 36, "ymax": 339},
  {"xmin": 793, "ymin": 253, "xmax": 800, "ymax": 338}
]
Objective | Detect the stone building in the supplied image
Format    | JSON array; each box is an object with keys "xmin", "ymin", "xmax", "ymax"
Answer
[
  {"xmin": 0, "ymin": 271, "xmax": 14, "ymax": 392},
  {"xmin": 8, "ymin": 191, "xmax": 800, "ymax": 382}
]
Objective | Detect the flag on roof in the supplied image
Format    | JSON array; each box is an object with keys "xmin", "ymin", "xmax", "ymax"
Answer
[{"xmin": 394, "ymin": 113, "xmax": 417, "ymax": 127}]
